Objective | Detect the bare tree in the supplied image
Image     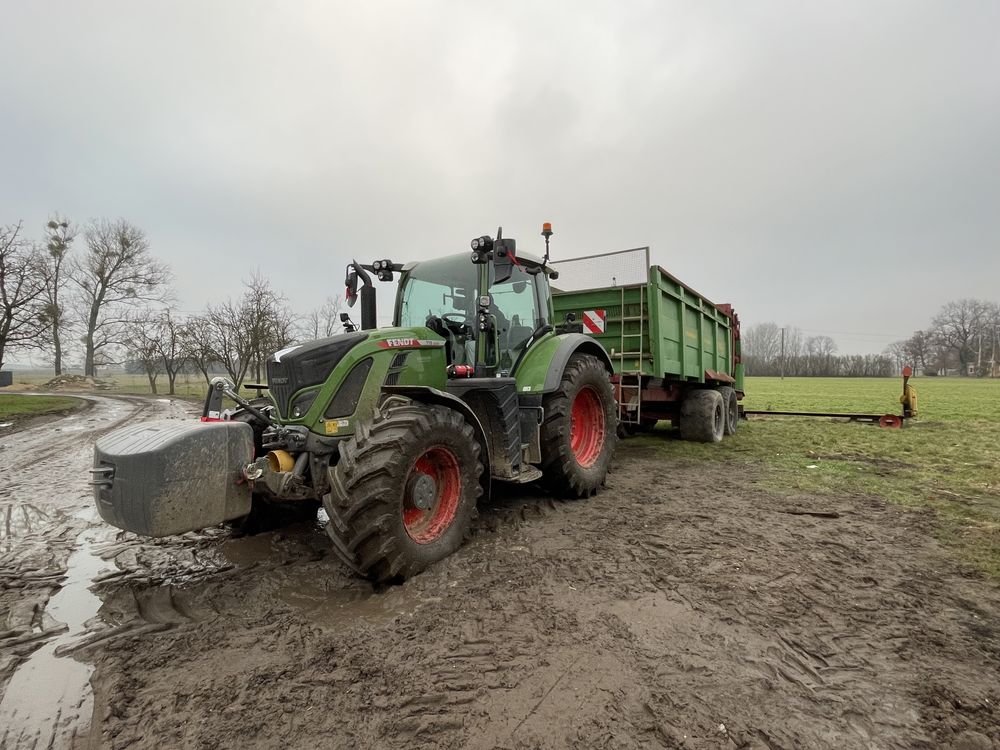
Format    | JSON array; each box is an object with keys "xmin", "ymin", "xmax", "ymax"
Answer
[
  {"xmin": 803, "ymin": 335, "xmax": 837, "ymax": 375},
  {"xmin": 71, "ymin": 219, "xmax": 170, "ymax": 376},
  {"xmin": 38, "ymin": 216, "xmax": 75, "ymax": 375},
  {"xmin": 883, "ymin": 341, "xmax": 908, "ymax": 374},
  {"xmin": 205, "ymin": 300, "xmax": 254, "ymax": 389},
  {"xmin": 152, "ymin": 310, "xmax": 187, "ymax": 395},
  {"xmin": 0, "ymin": 222, "xmax": 48, "ymax": 371},
  {"xmin": 931, "ymin": 299, "xmax": 990, "ymax": 376},
  {"xmin": 180, "ymin": 314, "xmax": 218, "ymax": 385},
  {"xmin": 121, "ymin": 311, "xmax": 162, "ymax": 394},
  {"xmin": 241, "ymin": 272, "xmax": 298, "ymax": 382},
  {"xmin": 903, "ymin": 330, "xmax": 932, "ymax": 374},
  {"xmin": 742, "ymin": 322, "xmax": 782, "ymax": 375},
  {"xmin": 303, "ymin": 295, "xmax": 343, "ymax": 340}
]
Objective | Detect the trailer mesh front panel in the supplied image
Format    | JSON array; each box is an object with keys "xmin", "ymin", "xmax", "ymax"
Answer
[{"xmin": 549, "ymin": 247, "xmax": 649, "ymax": 293}]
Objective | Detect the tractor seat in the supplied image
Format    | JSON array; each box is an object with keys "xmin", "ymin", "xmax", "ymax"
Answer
[{"xmin": 507, "ymin": 314, "xmax": 533, "ymax": 352}]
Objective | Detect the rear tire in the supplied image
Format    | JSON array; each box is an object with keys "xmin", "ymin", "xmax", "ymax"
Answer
[
  {"xmin": 679, "ymin": 389, "xmax": 725, "ymax": 443},
  {"xmin": 718, "ymin": 386, "xmax": 739, "ymax": 436},
  {"xmin": 540, "ymin": 353, "xmax": 617, "ymax": 497},
  {"xmin": 324, "ymin": 402, "xmax": 482, "ymax": 583}
]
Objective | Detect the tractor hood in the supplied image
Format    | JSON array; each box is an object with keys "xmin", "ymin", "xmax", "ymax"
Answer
[{"xmin": 267, "ymin": 331, "xmax": 369, "ymax": 418}]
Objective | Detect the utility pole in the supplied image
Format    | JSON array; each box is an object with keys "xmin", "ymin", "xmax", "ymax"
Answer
[{"xmin": 780, "ymin": 327, "xmax": 786, "ymax": 380}]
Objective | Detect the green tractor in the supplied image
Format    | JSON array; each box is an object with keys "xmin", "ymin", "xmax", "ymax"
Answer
[{"xmin": 92, "ymin": 226, "xmax": 617, "ymax": 582}]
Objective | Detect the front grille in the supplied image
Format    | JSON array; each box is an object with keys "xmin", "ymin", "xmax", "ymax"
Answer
[{"xmin": 268, "ymin": 361, "xmax": 293, "ymax": 417}]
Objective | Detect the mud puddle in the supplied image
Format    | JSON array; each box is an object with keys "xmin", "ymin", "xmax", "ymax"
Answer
[
  {"xmin": 0, "ymin": 524, "xmax": 109, "ymax": 748},
  {"xmin": 94, "ymin": 518, "xmax": 416, "ymax": 633},
  {"xmin": 276, "ymin": 578, "xmax": 422, "ymax": 628},
  {"xmin": 0, "ymin": 394, "xmax": 199, "ymax": 748}
]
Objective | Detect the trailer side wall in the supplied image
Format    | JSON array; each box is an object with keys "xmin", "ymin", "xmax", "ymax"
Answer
[{"xmin": 552, "ymin": 266, "xmax": 740, "ymax": 389}]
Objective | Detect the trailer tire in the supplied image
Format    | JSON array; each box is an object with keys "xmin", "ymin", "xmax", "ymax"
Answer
[
  {"xmin": 540, "ymin": 353, "xmax": 618, "ymax": 497},
  {"xmin": 717, "ymin": 386, "xmax": 739, "ymax": 436},
  {"xmin": 324, "ymin": 402, "xmax": 482, "ymax": 583},
  {"xmin": 680, "ymin": 389, "xmax": 725, "ymax": 443}
]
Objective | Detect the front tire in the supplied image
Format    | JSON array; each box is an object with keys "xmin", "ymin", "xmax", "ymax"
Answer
[
  {"xmin": 540, "ymin": 353, "xmax": 617, "ymax": 497},
  {"xmin": 324, "ymin": 402, "xmax": 482, "ymax": 583}
]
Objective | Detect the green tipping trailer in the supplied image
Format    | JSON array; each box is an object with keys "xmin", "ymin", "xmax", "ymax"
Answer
[{"xmin": 551, "ymin": 248, "xmax": 743, "ymax": 442}]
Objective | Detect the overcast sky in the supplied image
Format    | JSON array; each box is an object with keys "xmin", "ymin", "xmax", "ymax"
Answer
[{"xmin": 2, "ymin": 1, "xmax": 998, "ymax": 355}]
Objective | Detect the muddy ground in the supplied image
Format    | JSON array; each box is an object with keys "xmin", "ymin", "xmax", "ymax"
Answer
[{"xmin": 1, "ymin": 397, "xmax": 998, "ymax": 749}]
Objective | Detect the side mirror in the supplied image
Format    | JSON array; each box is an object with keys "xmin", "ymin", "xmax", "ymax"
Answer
[
  {"xmin": 493, "ymin": 239, "xmax": 516, "ymax": 284},
  {"xmin": 345, "ymin": 266, "xmax": 359, "ymax": 307}
]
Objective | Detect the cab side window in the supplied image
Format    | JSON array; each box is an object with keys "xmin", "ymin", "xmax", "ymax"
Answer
[{"xmin": 491, "ymin": 266, "xmax": 541, "ymax": 371}]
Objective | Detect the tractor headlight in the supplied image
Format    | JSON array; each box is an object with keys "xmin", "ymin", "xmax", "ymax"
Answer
[{"xmin": 290, "ymin": 390, "xmax": 318, "ymax": 419}]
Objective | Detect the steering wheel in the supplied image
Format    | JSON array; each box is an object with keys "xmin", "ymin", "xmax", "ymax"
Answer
[{"xmin": 441, "ymin": 313, "xmax": 470, "ymax": 334}]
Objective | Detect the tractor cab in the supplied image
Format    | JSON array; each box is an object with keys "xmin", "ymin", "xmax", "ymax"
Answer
[{"xmin": 394, "ymin": 251, "xmax": 553, "ymax": 374}]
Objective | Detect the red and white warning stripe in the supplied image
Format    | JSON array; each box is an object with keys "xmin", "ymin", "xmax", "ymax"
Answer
[{"xmin": 582, "ymin": 309, "xmax": 606, "ymax": 334}]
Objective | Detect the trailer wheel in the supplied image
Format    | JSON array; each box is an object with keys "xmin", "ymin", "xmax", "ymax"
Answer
[
  {"xmin": 540, "ymin": 353, "xmax": 618, "ymax": 497},
  {"xmin": 680, "ymin": 389, "xmax": 725, "ymax": 443},
  {"xmin": 717, "ymin": 386, "xmax": 739, "ymax": 436},
  {"xmin": 324, "ymin": 402, "xmax": 482, "ymax": 583}
]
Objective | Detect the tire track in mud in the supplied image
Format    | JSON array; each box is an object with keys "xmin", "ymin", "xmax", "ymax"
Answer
[
  {"xmin": 0, "ymin": 394, "xmax": 195, "ymax": 749},
  {"xmin": 77, "ymin": 441, "xmax": 1000, "ymax": 750}
]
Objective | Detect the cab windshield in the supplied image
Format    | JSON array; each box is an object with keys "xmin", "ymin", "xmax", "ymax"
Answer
[
  {"xmin": 396, "ymin": 253, "xmax": 549, "ymax": 370},
  {"xmin": 396, "ymin": 254, "xmax": 478, "ymax": 328}
]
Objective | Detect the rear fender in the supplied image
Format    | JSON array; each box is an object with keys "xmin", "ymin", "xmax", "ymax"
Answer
[{"xmin": 514, "ymin": 333, "xmax": 614, "ymax": 394}]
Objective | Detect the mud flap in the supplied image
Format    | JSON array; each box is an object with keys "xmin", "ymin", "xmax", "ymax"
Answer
[{"xmin": 92, "ymin": 420, "xmax": 254, "ymax": 536}]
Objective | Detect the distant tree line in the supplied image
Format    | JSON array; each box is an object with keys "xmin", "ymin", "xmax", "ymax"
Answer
[
  {"xmin": 0, "ymin": 216, "xmax": 343, "ymax": 393},
  {"xmin": 743, "ymin": 298, "xmax": 1000, "ymax": 378},
  {"xmin": 742, "ymin": 323, "xmax": 893, "ymax": 377}
]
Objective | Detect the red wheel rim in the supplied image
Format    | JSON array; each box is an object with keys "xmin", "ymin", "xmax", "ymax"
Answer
[
  {"xmin": 402, "ymin": 446, "xmax": 462, "ymax": 544},
  {"xmin": 879, "ymin": 414, "xmax": 902, "ymax": 429},
  {"xmin": 570, "ymin": 386, "xmax": 606, "ymax": 468}
]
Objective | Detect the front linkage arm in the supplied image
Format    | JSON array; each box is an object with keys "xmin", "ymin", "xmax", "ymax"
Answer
[{"xmin": 202, "ymin": 376, "xmax": 276, "ymax": 426}]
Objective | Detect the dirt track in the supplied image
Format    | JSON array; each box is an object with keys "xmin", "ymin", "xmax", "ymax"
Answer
[{"xmin": 1, "ymin": 399, "xmax": 998, "ymax": 749}]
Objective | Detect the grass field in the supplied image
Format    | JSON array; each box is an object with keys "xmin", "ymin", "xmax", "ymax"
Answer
[
  {"xmin": 9, "ymin": 371, "xmax": 235, "ymax": 400},
  {"xmin": 644, "ymin": 376, "xmax": 1000, "ymax": 577},
  {"xmin": 0, "ymin": 393, "xmax": 86, "ymax": 420}
]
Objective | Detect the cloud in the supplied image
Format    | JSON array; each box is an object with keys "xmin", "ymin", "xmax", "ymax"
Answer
[{"xmin": 2, "ymin": 0, "xmax": 997, "ymax": 354}]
